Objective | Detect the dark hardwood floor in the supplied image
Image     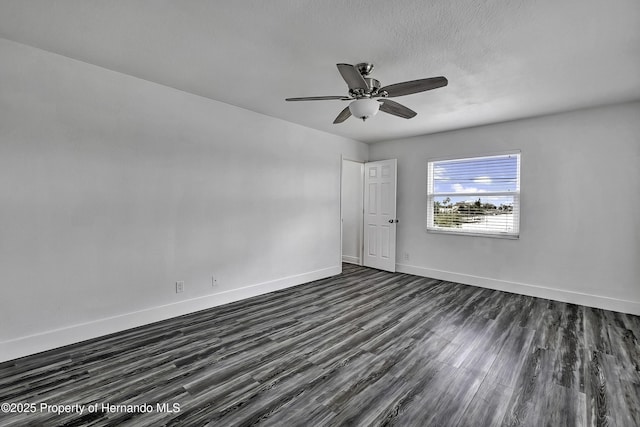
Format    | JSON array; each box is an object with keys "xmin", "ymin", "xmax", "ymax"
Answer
[{"xmin": 1, "ymin": 264, "xmax": 639, "ymax": 426}]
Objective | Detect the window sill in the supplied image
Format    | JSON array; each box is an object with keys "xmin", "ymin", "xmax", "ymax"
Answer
[{"xmin": 426, "ymin": 228, "xmax": 519, "ymax": 239}]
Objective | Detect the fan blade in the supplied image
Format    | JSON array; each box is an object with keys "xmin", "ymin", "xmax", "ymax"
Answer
[
  {"xmin": 379, "ymin": 76, "xmax": 448, "ymax": 98},
  {"xmin": 333, "ymin": 106, "xmax": 352, "ymax": 124},
  {"xmin": 378, "ymin": 99, "xmax": 417, "ymax": 119},
  {"xmin": 286, "ymin": 96, "xmax": 350, "ymax": 101},
  {"xmin": 337, "ymin": 64, "xmax": 368, "ymax": 91}
]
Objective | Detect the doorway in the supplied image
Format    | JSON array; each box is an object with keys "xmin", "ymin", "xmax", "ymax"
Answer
[
  {"xmin": 341, "ymin": 159, "xmax": 364, "ymax": 265},
  {"xmin": 341, "ymin": 158, "xmax": 398, "ymax": 272}
]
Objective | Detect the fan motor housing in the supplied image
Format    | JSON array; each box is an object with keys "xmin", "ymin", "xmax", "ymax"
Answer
[
  {"xmin": 365, "ymin": 78, "xmax": 380, "ymax": 92},
  {"xmin": 350, "ymin": 78, "xmax": 381, "ymax": 98}
]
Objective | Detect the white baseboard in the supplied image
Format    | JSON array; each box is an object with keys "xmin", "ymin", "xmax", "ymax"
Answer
[
  {"xmin": 396, "ymin": 263, "xmax": 640, "ymax": 316},
  {"xmin": 341, "ymin": 255, "xmax": 361, "ymax": 265},
  {"xmin": 0, "ymin": 266, "xmax": 341, "ymax": 363}
]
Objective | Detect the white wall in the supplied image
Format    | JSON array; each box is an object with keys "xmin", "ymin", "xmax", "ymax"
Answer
[
  {"xmin": 370, "ymin": 102, "xmax": 640, "ymax": 315},
  {"xmin": 0, "ymin": 38, "xmax": 368, "ymax": 361},
  {"xmin": 341, "ymin": 160, "xmax": 363, "ymax": 264}
]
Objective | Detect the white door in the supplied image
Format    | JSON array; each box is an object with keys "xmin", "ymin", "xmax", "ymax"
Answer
[{"xmin": 363, "ymin": 159, "xmax": 397, "ymax": 272}]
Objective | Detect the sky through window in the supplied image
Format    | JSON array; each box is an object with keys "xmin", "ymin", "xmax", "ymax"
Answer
[{"xmin": 432, "ymin": 154, "xmax": 519, "ymax": 205}]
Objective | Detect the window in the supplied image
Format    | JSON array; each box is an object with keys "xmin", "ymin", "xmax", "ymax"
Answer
[{"xmin": 427, "ymin": 152, "xmax": 520, "ymax": 238}]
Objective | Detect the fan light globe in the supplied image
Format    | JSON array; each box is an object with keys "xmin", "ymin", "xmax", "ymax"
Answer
[{"xmin": 348, "ymin": 98, "xmax": 380, "ymax": 121}]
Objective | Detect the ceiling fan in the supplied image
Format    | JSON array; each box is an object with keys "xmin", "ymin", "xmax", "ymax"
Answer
[{"xmin": 285, "ymin": 63, "xmax": 448, "ymax": 124}]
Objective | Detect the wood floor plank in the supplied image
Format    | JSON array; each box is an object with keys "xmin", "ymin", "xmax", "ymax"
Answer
[
  {"xmin": 1, "ymin": 264, "xmax": 638, "ymax": 426},
  {"xmin": 459, "ymin": 378, "xmax": 514, "ymax": 427},
  {"xmin": 483, "ymin": 325, "xmax": 536, "ymax": 389},
  {"xmin": 585, "ymin": 307, "xmax": 615, "ymax": 355},
  {"xmin": 586, "ymin": 349, "xmax": 639, "ymax": 427},
  {"xmin": 537, "ymin": 384, "xmax": 586, "ymax": 427},
  {"xmin": 389, "ymin": 364, "xmax": 484, "ymax": 427},
  {"xmin": 501, "ymin": 346, "xmax": 555, "ymax": 426}
]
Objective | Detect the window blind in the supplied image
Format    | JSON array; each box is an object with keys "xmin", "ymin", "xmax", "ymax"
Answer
[{"xmin": 427, "ymin": 152, "xmax": 520, "ymax": 238}]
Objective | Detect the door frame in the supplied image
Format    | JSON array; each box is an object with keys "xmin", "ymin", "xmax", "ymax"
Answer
[{"xmin": 340, "ymin": 156, "xmax": 365, "ymax": 266}]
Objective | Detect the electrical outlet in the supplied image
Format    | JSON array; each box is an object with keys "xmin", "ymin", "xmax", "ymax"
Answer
[
  {"xmin": 212, "ymin": 276, "xmax": 218, "ymax": 287},
  {"xmin": 176, "ymin": 281, "xmax": 184, "ymax": 293},
  {"xmin": 403, "ymin": 252, "xmax": 410, "ymax": 261}
]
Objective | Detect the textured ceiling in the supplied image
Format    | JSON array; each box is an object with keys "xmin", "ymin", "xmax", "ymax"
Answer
[{"xmin": 0, "ymin": 0, "xmax": 639, "ymax": 143}]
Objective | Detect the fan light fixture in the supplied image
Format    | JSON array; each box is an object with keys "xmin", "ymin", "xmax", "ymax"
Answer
[{"xmin": 348, "ymin": 98, "xmax": 379, "ymax": 121}]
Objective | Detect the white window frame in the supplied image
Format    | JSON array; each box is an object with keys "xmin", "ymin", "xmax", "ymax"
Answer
[{"xmin": 426, "ymin": 151, "xmax": 521, "ymax": 239}]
